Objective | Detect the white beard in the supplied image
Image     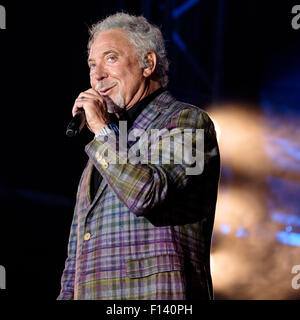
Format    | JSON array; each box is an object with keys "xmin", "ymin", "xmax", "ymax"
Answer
[
  {"xmin": 95, "ymin": 81, "xmax": 125, "ymax": 112},
  {"xmin": 113, "ymin": 89, "xmax": 125, "ymax": 108}
]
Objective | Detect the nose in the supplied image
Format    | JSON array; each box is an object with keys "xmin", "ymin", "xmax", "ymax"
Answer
[{"xmin": 92, "ymin": 63, "xmax": 108, "ymax": 81}]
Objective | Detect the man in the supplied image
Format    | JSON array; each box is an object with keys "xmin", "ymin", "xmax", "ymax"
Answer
[{"xmin": 58, "ymin": 12, "xmax": 220, "ymax": 300}]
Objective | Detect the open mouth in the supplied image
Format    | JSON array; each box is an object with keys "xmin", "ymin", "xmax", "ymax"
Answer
[{"xmin": 98, "ymin": 84, "xmax": 117, "ymax": 96}]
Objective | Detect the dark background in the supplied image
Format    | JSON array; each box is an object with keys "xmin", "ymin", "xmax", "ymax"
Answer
[{"xmin": 0, "ymin": 0, "xmax": 299, "ymax": 300}]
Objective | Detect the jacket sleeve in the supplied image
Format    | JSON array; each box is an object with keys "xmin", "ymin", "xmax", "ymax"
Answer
[{"xmin": 85, "ymin": 107, "xmax": 219, "ymax": 217}]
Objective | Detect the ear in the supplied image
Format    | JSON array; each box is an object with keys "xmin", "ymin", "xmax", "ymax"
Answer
[{"xmin": 143, "ymin": 51, "xmax": 157, "ymax": 78}]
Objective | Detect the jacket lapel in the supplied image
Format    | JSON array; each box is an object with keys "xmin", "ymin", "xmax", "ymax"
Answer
[
  {"xmin": 84, "ymin": 91, "xmax": 176, "ymax": 213},
  {"xmin": 83, "ymin": 160, "xmax": 108, "ymax": 212},
  {"xmin": 129, "ymin": 91, "xmax": 176, "ymax": 131}
]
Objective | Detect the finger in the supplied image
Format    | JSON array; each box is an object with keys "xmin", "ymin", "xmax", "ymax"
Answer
[
  {"xmin": 77, "ymin": 92, "xmax": 95, "ymax": 100},
  {"xmin": 78, "ymin": 89, "xmax": 103, "ymax": 100},
  {"xmin": 85, "ymin": 88, "xmax": 101, "ymax": 96},
  {"xmin": 77, "ymin": 94, "xmax": 105, "ymax": 110},
  {"xmin": 75, "ymin": 96, "xmax": 107, "ymax": 114},
  {"xmin": 75, "ymin": 96, "xmax": 90, "ymax": 103},
  {"xmin": 74, "ymin": 97, "xmax": 104, "ymax": 112},
  {"xmin": 72, "ymin": 102, "xmax": 85, "ymax": 117},
  {"xmin": 72, "ymin": 97, "xmax": 107, "ymax": 117}
]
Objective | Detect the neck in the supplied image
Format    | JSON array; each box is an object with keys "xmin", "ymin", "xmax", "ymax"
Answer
[{"xmin": 126, "ymin": 80, "xmax": 161, "ymax": 111}]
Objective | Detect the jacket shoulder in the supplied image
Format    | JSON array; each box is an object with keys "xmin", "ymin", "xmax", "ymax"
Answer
[{"xmin": 155, "ymin": 92, "xmax": 213, "ymax": 130}]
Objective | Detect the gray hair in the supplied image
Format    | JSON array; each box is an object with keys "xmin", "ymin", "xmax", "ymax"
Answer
[{"xmin": 88, "ymin": 12, "xmax": 169, "ymax": 87}]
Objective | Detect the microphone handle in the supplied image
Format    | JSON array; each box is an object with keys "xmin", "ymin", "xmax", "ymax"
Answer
[{"xmin": 66, "ymin": 110, "xmax": 86, "ymax": 137}]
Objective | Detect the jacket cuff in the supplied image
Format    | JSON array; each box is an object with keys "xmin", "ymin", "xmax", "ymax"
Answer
[
  {"xmin": 95, "ymin": 123, "xmax": 119, "ymax": 139},
  {"xmin": 85, "ymin": 133, "xmax": 125, "ymax": 179}
]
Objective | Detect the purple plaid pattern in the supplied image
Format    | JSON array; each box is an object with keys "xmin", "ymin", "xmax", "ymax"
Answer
[{"xmin": 58, "ymin": 91, "xmax": 220, "ymax": 300}]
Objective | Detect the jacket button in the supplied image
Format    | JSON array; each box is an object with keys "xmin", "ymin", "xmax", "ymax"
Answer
[
  {"xmin": 102, "ymin": 161, "xmax": 109, "ymax": 169},
  {"xmin": 84, "ymin": 232, "xmax": 91, "ymax": 241}
]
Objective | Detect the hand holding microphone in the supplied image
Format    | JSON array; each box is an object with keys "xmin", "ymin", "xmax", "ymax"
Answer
[{"xmin": 66, "ymin": 88, "xmax": 110, "ymax": 137}]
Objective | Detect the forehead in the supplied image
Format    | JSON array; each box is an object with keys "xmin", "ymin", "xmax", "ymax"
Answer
[{"xmin": 89, "ymin": 29, "xmax": 135, "ymax": 58}]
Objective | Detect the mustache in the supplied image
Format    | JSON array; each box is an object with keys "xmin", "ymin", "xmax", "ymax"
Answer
[
  {"xmin": 95, "ymin": 81, "xmax": 118, "ymax": 91},
  {"xmin": 94, "ymin": 80, "xmax": 125, "ymax": 113}
]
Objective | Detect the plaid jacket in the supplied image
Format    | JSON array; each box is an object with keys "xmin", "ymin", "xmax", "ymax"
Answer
[{"xmin": 58, "ymin": 91, "xmax": 220, "ymax": 300}]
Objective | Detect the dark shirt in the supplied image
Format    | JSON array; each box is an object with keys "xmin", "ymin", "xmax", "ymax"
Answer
[
  {"xmin": 90, "ymin": 87, "xmax": 165, "ymax": 200},
  {"xmin": 123, "ymin": 87, "xmax": 165, "ymax": 129}
]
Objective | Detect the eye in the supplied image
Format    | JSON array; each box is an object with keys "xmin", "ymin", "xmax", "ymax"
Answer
[
  {"xmin": 89, "ymin": 63, "xmax": 96, "ymax": 69},
  {"xmin": 107, "ymin": 55, "xmax": 117, "ymax": 63}
]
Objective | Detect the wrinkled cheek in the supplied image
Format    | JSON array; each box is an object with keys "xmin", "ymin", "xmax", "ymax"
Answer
[
  {"xmin": 109, "ymin": 68, "xmax": 120, "ymax": 77},
  {"xmin": 89, "ymin": 74, "xmax": 96, "ymax": 87}
]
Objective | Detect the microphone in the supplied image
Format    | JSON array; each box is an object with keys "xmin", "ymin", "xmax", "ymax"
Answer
[{"xmin": 65, "ymin": 109, "xmax": 86, "ymax": 137}]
